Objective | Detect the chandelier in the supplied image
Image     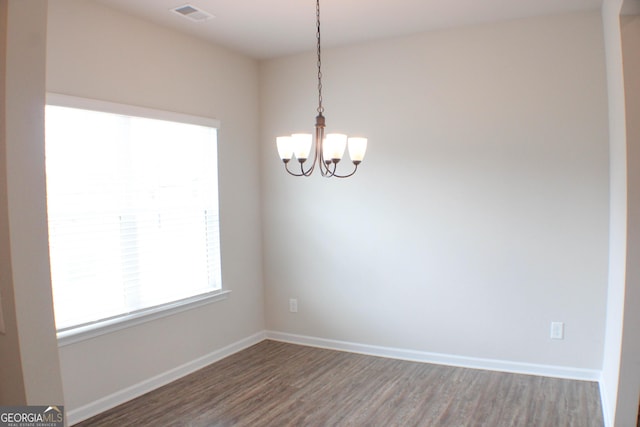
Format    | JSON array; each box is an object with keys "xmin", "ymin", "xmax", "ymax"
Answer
[{"xmin": 275, "ymin": 0, "xmax": 368, "ymax": 178}]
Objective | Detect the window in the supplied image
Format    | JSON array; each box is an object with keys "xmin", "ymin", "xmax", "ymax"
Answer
[{"xmin": 45, "ymin": 95, "xmax": 223, "ymax": 335}]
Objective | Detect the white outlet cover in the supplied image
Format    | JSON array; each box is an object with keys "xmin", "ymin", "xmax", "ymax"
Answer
[{"xmin": 550, "ymin": 322, "xmax": 564, "ymax": 340}]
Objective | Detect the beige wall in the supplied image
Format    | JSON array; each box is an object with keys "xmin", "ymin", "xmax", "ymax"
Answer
[
  {"xmin": 0, "ymin": 0, "xmax": 64, "ymax": 405},
  {"xmin": 46, "ymin": 0, "xmax": 264, "ymax": 416},
  {"xmin": 9, "ymin": 0, "xmax": 632, "ymax": 424},
  {"xmin": 0, "ymin": 0, "xmax": 26, "ymax": 405},
  {"xmin": 260, "ymin": 11, "xmax": 610, "ymax": 369}
]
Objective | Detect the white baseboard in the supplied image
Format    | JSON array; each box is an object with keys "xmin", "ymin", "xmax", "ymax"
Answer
[
  {"xmin": 265, "ymin": 330, "xmax": 601, "ymax": 382},
  {"xmin": 598, "ymin": 374, "xmax": 613, "ymax": 427},
  {"xmin": 66, "ymin": 332, "xmax": 266, "ymax": 426}
]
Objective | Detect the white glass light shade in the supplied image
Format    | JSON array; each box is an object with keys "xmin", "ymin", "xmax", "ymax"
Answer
[
  {"xmin": 347, "ymin": 137, "xmax": 368, "ymax": 163},
  {"xmin": 323, "ymin": 133, "xmax": 347, "ymax": 161},
  {"xmin": 276, "ymin": 136, "xmax": 294, "ymax": 161},
  {"xmin": 292, "ymin": 133, "xmax": 313, "ymax": 161}
]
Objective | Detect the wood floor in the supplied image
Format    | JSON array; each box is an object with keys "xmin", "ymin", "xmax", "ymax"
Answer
[{"xmin": 74, "ymin": 340, "xmax": 603, "ymax": 427}]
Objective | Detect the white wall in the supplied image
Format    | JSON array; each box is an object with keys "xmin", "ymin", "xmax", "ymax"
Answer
[
  {"xmin": 0, "ymin": 0, "xmax": 65, "ymax": 405},
  {"xmin": 600, "ymin": 1, "xmax": 627, "ymax": 424},
  {"xmin": 46, "ymin": 0, "xmax": 264, "ymax": 416},
  {"xmin": 602, "ymin": 7, "xmax": 640, "ymax": 425},
  {"xmin": 600, "ymin": 0, "xmax": 640, "ymax": 425},
  {"xmin": 261, "ymin": 11, "xmax": 610, "ymax": 370},
  {"xmin": 617, "ymin": 14, "xmax": 640, "ymax": 422}
]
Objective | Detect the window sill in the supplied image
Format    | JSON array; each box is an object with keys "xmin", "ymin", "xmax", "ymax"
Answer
[{"xmin": 57, "ymin": 290, "xmax": 231, "ymax": 347}]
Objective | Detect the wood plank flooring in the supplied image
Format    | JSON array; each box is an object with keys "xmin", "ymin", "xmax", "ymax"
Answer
[{"xmin": 74, "ymin": 340, "xmax": 603, "ymax": 427}]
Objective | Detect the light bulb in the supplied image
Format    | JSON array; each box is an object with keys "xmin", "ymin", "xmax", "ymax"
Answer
[
  {"xmin": 347, "ymin": 137, "xmax": 367, "ymax": 164},
  {"xmin": 276, "ymin": 136, "xmax": 294, "ymax": 162},
  {"xmin": 292, "ymin": 133, "xmax": 312, "ymax": 162},
  {"xmin": 324, "ymin": 134, "xmax": 347, "ymax": 162}
]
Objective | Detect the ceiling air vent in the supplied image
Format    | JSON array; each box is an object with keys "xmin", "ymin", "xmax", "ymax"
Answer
[{"xmin": 171, "ymin": 4, "xmax": 214, "ymax": 22}]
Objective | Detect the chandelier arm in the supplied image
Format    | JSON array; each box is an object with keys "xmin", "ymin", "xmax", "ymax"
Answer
[
  {"xmin": 297, "ymin": 147, "xmax": 322, "ymax": 177},
  {"xmin": 301, "ymin": 156, "xmax": 317, "ymax": 176},
  {"xmin": 283, "ymin": 161, "xmax": 308, "ymax": 177},
  {"xmin": 326, "ymin": 163, "xmax": 338, "ymax": 178},
  {"xmin": 319, "ymin": 160, "xmax": 331, "ymax": 177},
  {"xmin": 328, "ymin": 163, "xmax": 359, "ymax": 179},
  {"xmin": 318, "ymin": 156, "xmax": 338, "ymax": 177}
]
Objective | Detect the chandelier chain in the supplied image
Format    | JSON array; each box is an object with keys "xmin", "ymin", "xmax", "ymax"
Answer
[{"xmin": 316, "ymin": 0, "xmax": 324, "ymax": 115}]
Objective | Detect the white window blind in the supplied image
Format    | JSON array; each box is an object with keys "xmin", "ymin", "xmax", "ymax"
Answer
[{"xmin": 45, "ymin": 99, "xmax": 222, "ymax": 331}]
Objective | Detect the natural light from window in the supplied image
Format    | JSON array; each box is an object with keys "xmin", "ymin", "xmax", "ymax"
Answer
[{"xmin": 45, "ymin": 100, "xmax": 222, "ymax": 332}]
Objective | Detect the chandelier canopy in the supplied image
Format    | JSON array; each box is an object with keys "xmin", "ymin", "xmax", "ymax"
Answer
[{"xmin": 275, "ymin": 0, "xmax": 368, "ymax": 178}]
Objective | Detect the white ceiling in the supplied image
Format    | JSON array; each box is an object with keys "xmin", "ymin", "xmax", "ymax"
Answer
[{"xmin": 94, "ymin": 0, "xmax": 604, "ymax": 59}]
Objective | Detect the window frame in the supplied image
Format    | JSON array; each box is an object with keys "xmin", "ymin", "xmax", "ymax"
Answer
[{"xmin": 46, "ymin": 93, "xmax": 229, "ymax": 347}]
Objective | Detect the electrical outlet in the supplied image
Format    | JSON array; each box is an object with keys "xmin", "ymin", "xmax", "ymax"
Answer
[
  {"xmin": 289, "ymin": 298, "xmax": 298, "ymax": 313},
  {"xmin": 550, "ymin": 322, "xmax": 564, "ymax": 340}
]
